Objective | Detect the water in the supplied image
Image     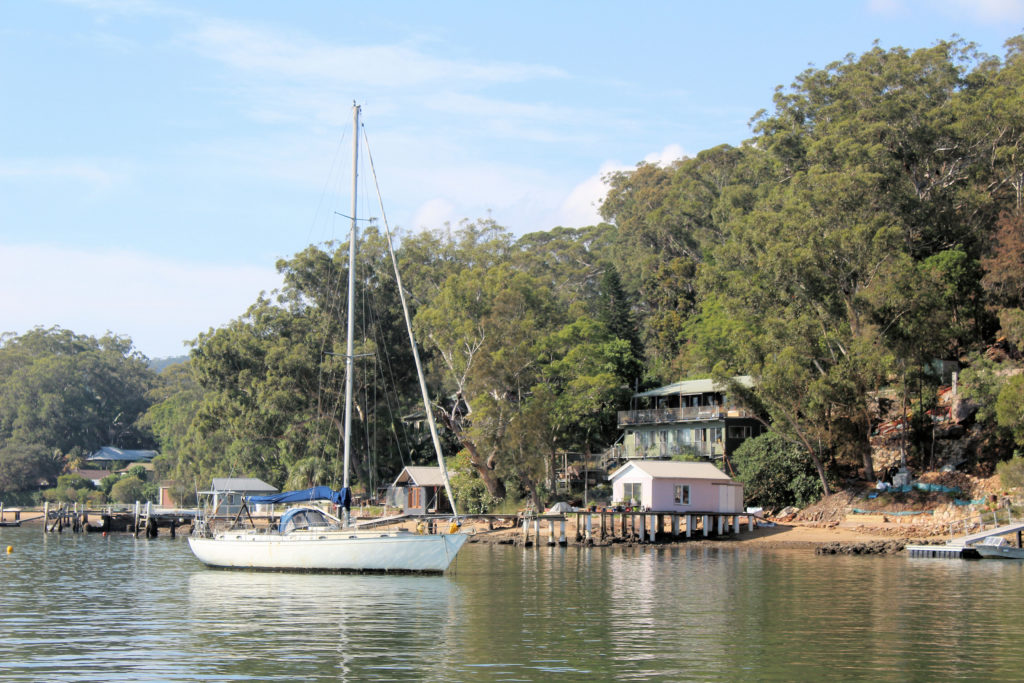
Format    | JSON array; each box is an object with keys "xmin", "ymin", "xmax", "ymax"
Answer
[{"xmin": 2, "ymin": 527, "xmax": 1023, "ymax": 681}]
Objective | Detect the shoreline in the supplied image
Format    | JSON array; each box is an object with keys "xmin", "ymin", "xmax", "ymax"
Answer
[{"xmin": 463, "ymin": 518, "xmax": 948, "ymax": 552}]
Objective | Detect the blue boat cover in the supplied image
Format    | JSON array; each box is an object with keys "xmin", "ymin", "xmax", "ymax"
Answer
[{"xmin": 247, "ymin": 486, "xmax": 351, "ymax": 509}]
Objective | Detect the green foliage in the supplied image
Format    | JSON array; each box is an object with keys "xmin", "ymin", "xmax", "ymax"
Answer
[
  {"xmin": 0, "ymin": 327, "xmax": 157, "ymax": 494},
  {"xmin": 447, "ymin": 452, "xmax": 499, "ymax": 513},
  {"xmin": 997, "ymin": 456, "xmax": 1024, "ymax": 489},
  {"xmin": 126, "ymin": 465, "xmax": 148, "ymax": 482},
  {"xmin": 996, "ymin": 375, "xmax": 1024, "ymax": 447},
  {"xmin": 110, "ymin": 476, "xmax": 147, "ymax": 503},
  {"xmin": 732, "ymin": 431, "xmax": 823, "ymax": 510}
]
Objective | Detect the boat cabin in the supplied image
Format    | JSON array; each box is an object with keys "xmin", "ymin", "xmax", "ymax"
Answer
[{"xmin": 388, "ymin": 466, "xmax": 454, "ymax": 515}]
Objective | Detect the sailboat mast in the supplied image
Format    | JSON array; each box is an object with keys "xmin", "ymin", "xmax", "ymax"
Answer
[{"xmin": 341, "ymin": 103, "xmax": 360, "ymax": 499}]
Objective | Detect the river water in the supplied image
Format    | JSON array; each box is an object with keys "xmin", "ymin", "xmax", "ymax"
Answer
[{"xmin": 2, "ymin": 526, "xmax": 1023, "ymax": 681}]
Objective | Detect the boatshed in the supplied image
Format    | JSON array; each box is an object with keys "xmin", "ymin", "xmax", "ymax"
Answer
[
  {"xmin": 206, "ymin": 477, "xmax": 278, "ymax": 516},
  {"xmin": 609, "ymin": 460, "xmax": 743, "ymax": 513},
  {"xmin": 388, "ymin": 466, "xmax": 453, "ymax": 515}
]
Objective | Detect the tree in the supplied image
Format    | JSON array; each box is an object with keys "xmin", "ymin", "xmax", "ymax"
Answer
[
  {"xmin": 0, "ymin": 328, "xmax": 157, "ymax": 493},
  {"xmin": 996, "ymin": 374, "xmax": 1024, "ymax": 448},
  {"xmin": 732, "ymin": 431, "xmax": 824, "ymax": 510},
  {"xmin": 110, "ymin": 476, "xmax": 147, "ymax": 503}
]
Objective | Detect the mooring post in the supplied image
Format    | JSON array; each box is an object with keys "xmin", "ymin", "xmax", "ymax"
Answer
[
  {"xmin": 599, "ymin": 511, "xmax": 606, "ymax": 539},
  {"xmin": 533, "ymin": 517, "xmax": 540, "ymax": 545},
  {"xmin": 134, "ymin": 501, "xmax": 141, "ymax": 538},
  {"xmin": 43, "ymin": 501, "xmax": 49, "ymax": 532},
  {"xmin": 585, "ymin": 513, "xmax": 593, "ymax": 542},
  {"xmin": 621, "ymin": 511, "xmax": 627, "ymax": 537},
  {"xmin": 521, "ymin": 515, "xmax": 529, "ymax": 545},
  {"xmin": 547, "ymin": 517, "xmax": 555, "ymax": 546},
  {"xmin": 559, "ymin": 517, "xmax": 567, "ymax": 545},
  {"xmin": 748, "ymin": 513, "xmax": 754, "ymax": 532}
]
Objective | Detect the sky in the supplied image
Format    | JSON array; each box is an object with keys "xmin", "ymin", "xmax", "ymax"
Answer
[{"xmin": 2, "ymin": 0, "xmax": 1023, "ymax": 359}]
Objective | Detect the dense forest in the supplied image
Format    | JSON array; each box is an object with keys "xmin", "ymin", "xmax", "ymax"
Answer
[{"xmin": 3, "ymin": 37, "xmax": 1024, "ymax": 510}]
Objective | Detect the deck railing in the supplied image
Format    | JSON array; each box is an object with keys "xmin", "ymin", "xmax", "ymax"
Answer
[{"xmin": 618, "ymin": 406, "xmax": 752, "ymax": 426}]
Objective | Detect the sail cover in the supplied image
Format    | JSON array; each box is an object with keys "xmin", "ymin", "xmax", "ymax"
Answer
[{"xmin": 246, "ymin": 486, "xmax": 351, "ymax": 508}]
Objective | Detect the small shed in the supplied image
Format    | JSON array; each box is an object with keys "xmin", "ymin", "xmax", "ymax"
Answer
[
  {"xmin": 388, "ymin": 466, "xmax": 453, "ymax": 515},
  {"xmin": 608, "ymin": 460, "xmax": 743, "ymax": 513},
  {"xmin": 206, "ymin": 477, "xmax": 278, "ymax": 516}
]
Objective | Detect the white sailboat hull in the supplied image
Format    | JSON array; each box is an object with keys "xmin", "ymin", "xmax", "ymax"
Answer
[{"xmin": 188, "ymin": 530, "xmax": 468, "ymax": 573}]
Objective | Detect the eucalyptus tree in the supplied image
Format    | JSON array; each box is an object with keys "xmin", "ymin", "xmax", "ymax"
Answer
[{"xmin": 0, "ymin": 327, "xmax": 156, "ymax": 494}]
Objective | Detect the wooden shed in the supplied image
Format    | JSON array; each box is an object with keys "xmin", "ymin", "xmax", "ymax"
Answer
[
  {"xmin": 205, "ymin": 477, "xmax": 278, "ymax": 516},
  {"xmin": 608, "ymin": 460, "xmax": 743, "ymax": 513},
  {"xmin": 388, "ymin": 466, "xmax": 453, "ymax": 515}
]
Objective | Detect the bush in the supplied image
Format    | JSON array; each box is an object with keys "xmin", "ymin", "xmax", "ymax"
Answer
[
  {"xmin": 997, "ymin": 456, "xmax": 1024, "ymax": 490},
  {"xmin": 732, "ymin": 431, "xmax": 823, "ymax": 510},
  {"xmin": 110, "ymin": 476, "xmax": 146, "ymax": 503}
]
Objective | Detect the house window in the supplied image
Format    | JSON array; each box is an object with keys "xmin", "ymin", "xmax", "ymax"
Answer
[
  {"xmin": 674, "ymin": 484, "xmax": 690, "ymax": 505},
  {"xmin": 623, "ymin": 482, "xmax": 642, "ymax": 504},
  {"xmin": 728, "ymin": 426, "xmax": 752, "ymax": 439}
]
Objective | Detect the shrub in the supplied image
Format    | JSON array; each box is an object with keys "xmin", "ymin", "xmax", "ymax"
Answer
[
  {"xmin": 110, "ymin": 476, "xmax": 146, "ymax": 503},
  {"xmin": 732, "ymin": 430, "xmax": 823, "ymax": 510},
  {"xmin": 997, "ymin": 456, "xmax": 1024, "ymax": 490}
]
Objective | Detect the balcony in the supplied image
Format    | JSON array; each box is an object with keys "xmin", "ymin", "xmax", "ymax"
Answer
[{"xmin": 617, "ymin": 406, "xmax": 751, "ymax": 427}]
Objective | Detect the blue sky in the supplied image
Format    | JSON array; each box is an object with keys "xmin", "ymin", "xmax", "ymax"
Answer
[{"xmin": 2, "ymin": 0, "xmax": 1023, "ymax": 358}]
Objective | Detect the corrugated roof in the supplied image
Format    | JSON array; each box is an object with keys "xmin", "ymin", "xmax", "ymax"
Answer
[
  {"xmin": 609, "ymin": 460, "xmax": 733, "ymax": 481},
  {"xmin": 633, "ymin": 375, "xmax": 754, "ymax": 399},
  {"xmin": 86, "ymin": 446, "xmax": 159, "ymax": 462},
  {"xmin": 211, "ymin": 477, "xmax": 278, "ymax": 492},
  {"xmin": 392, "ymin": 466, "xmax": 445, "ymax": 487}
]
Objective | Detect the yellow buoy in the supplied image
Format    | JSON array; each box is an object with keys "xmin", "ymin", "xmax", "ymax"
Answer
[{"xmin": 5, "ymin": 545, "xmax": 12, "ymax": 554}]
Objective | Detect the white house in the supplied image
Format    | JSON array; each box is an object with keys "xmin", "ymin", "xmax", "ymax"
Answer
[{"xmin": 609, "ymin": 461, "xmax": 743, "ymax": 513}]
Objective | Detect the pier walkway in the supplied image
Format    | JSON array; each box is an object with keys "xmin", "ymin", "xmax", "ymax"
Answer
[{"xmin": 907, "ymin": 509, "xmax": 1024, "ymax": 558}]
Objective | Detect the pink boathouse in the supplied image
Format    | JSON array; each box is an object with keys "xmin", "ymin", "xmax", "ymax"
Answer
[{"xmin": 609, "ymin": 460, "xmax": 743, "ymax": 513}]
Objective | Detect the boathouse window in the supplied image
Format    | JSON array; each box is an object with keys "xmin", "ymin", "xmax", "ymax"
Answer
[
  {"xmin": 624, "ymin": 482, "xmax": 641, "ymax": 504},
  {"xmin": 728, "ymin": 426, "xmax": 752, "ymax": 439},
  {"xmin": 674, "ymin": 484, "xmax": 690, "ymax": 505}
]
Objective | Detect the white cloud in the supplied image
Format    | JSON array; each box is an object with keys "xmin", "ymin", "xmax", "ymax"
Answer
[
  {"xmin": 554, "ymin": 145, "xmax": 688, "ymax": 229},
  {"xmin": 867, "ymin": 0, "xmax": 1024, "ymax": 23},
  {"xmin": 949, "ymin": 0, "xmax": 1024, "ymax": 22},
  {"xmin": 0, "ymin": 158, "xmax": 123, "ymax": 190},
  {"xmin": 0, "ymin": 244, "xmax": 282, "ymax": 358},
  {"xmin": 412, "ymin": 198, "xmax": 458, "ymax": 232},
  {"xmin": 182, "ymin": 19, "xmax": 565, "ymax": 90}
]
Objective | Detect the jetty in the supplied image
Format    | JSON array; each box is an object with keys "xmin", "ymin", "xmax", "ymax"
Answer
[
  {"xmin": 514, "ymin": 509, "xmax": 757, "ymax": 547},
  {"xmin": 40, "ymin": 501, "xmax": 199, "ymax": 537},
  {"xmin": 906, "ymin": 508, "xmax": 1024, "ymax": 558}
]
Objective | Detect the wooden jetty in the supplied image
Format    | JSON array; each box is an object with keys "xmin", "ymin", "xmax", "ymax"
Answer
[
  {"xmin": 906, "ymin": 508, "xmax": 1024, "ymax": 559},
  {"xmin": 515, "ymin": 509, "xmax": 758, "ymax": 547},
  {"xmin": 41, "ymin": 501, "xmax": 199, "ymax": 538}
]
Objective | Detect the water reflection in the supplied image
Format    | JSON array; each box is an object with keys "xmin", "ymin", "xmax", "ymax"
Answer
[
  {"xmin": 185, "ymin": 569, "xmax": 463, "ymax": 681},
  {"xmin": 5, "ymin": 527, "xmax": 1024, "ymax": 681}
]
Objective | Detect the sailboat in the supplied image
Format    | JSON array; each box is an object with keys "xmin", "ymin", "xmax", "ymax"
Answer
[{"xmin": 188, "ymin": 104, "xmax": 468, "ymax": 573}]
